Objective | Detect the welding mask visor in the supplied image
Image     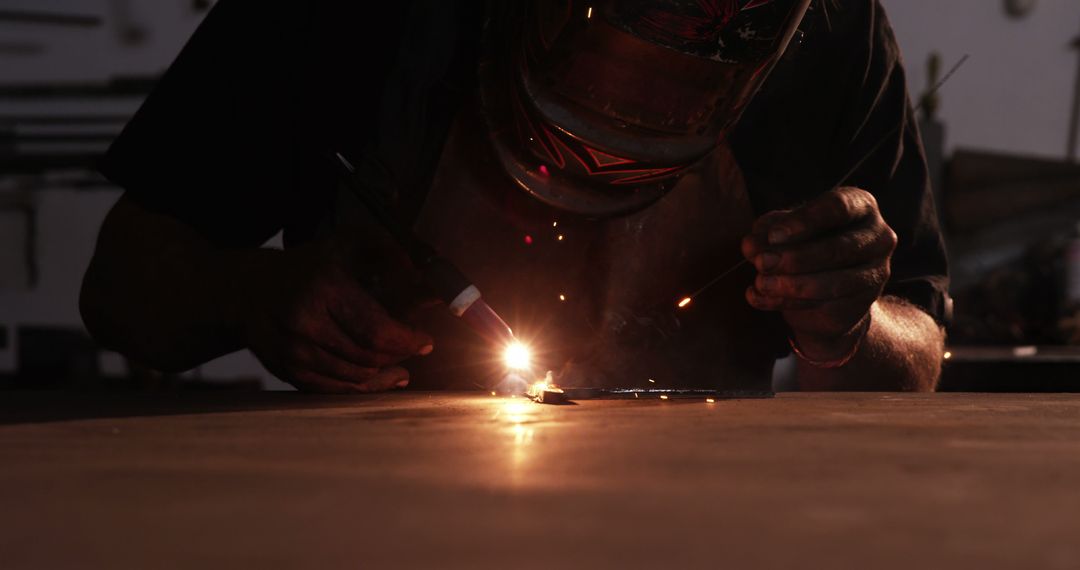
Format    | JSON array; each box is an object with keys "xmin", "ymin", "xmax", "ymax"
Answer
[{"xmin": 481, "ymin": 0, "xmax": 811, "ymax": 217}]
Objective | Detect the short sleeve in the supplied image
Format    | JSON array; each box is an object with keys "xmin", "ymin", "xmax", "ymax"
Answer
[
  {"xmin": 100, "ymin": 0, "xmax": 317, "ymax": 247},
  {"xmin": 733, "ymin": 0, "xmax": 951, "ymax": 325},
  {"xmin": 101, "ymin": 0, "xmax": 469, "ymax": 249}
]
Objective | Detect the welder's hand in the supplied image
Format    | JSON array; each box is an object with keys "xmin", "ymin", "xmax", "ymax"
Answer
[
  {"xmin": 239, "ymin": 240, "xmax": 434, "ymax": 393},
  {"xmin": 740, "ymin": 186, "xmax": 897, "ymax": 348}
]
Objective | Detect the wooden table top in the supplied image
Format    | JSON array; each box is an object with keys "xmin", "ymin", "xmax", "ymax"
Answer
[{"xmin": 2, "ymin": 392, "xmax": 1079, "ymax": 569}]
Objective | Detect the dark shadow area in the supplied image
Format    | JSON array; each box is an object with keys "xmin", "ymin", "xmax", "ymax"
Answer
[
  {"xmin": 1, "ymin": 326, "xmax": 265, "ymax": 392},
  {"xmin": 940, "ymin": 346, "xmax": 1080, "ymax": 392}
]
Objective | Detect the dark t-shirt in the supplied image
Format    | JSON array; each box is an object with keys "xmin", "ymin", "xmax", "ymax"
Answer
[{"xmin": 101, "ymin": 0, "xmax": 951, "ymax": 384}]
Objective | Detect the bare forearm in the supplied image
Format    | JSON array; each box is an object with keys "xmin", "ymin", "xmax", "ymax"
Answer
[
  {"xmin": 80, "ymin": 198, "xmax": 270, "ymax": 372},
  {"xmin": 795, "ymin": 297, "xmax": 944, "ymax": 391}
]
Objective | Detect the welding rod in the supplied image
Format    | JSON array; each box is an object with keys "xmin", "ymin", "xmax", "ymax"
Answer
[
  {"xmin": 332, "ymin": 151, "xmax": 515, "ymax": 346},
  {"xmin": 559, "ymin": 388, "xmax": 775, "ymax": 400}
]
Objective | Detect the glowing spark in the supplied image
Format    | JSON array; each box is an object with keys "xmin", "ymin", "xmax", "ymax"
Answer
[
  {"xmin": 539, "ymin": 165, "xmax": 550, "ymax": 176},
  {"xmin": 706, "ymin": 398, "xmax": 716, "ymax": 404},
  {"xmin": 943, "ymin": 351, "xmax": 952, "ymax": 360},
  {"xmin": 526, "ymin": 371, "xmax": 566, "ymax": 403},
  {"xmin": 524, "ymin": 235, "xmax": 533, "ymax": 245},
  {"xmin": 491, "ymin": 391, "xmax": 497, "ymax": 396},
  {"xmin": 553, "ymin": 221, "xmax": 558, "ymax": 228},
  {"xmin": 557, "ymin": 234, "xmax": 565, "ymax": 241},
  {"xmin": 503, "ymin": 342, "xmax": 532, "ymax": 371},
  {"xmin": 648, "ymin": 378, "xmax": 655, "ymax": 383},
  {"xmin": 677, "ymin": 297, "xmax": 692, "ymax": 309},
  {"xmin": 586, "ymin": 6, "xmax": 593, "ymax": 19},
  {"xmin": 530, "ymin": 372, "xmax": 553, "ymax": 395},
  {"xmin": 660, "ymin": 395, "xmax": 669, "ymax": 400},
  {"xmin": 558, "ymin": 294, "xmax": 566, "ymax": 301}
]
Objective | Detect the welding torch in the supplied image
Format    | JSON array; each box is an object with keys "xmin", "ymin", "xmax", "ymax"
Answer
[{"xmin": 331, "ymin": 151, "xmax": 516, "ymax": 347}]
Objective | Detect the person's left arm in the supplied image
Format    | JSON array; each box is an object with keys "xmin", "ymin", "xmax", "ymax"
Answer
[
  {"xmin": 739, "ymin": 1, "xmax": 949, "ymax": 391},
  {"xmin": 741, "ymin": 186, "xmax": 944, "ymax": 391}
]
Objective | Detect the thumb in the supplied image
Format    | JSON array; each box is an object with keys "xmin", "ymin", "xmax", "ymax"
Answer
[{"xmin": 355, "ymin": 366, "xmax": 412, "ymax": 393}]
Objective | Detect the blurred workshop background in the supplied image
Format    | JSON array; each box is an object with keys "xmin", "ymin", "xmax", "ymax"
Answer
[{"xmin": 1, "ymin": 0, "xmax": 1079, "ymax": 391}]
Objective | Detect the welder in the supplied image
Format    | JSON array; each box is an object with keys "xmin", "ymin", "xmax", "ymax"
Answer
[{"xmin": 80, "ymin": 0, "xmax": 951, "ymax": 392}]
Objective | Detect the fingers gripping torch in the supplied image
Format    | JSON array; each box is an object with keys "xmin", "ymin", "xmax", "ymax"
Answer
[{"xmin": 332, "ymin": 151, "xmax": 516, "ymax": 348}]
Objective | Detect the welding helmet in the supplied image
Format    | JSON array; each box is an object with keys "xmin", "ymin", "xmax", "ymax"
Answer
[{"xmin": 480, "ymin": 0, "xmax": 812, "ymax": 217}]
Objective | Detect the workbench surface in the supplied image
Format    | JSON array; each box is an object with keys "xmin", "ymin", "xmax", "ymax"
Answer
[{"xmin": 3, "ymin": 392, "xmax": 1079, "ymax": 569}]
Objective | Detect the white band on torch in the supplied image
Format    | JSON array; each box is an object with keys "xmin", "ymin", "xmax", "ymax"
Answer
[{"xmin": 448, "ymin": 285, "xmax": 481, "ymax": 317}]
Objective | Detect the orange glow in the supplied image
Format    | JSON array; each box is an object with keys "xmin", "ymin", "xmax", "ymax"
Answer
[
  {"xmin": 502, "ymin": 401, "xmax": 531, "ymax": 420},
  {"xmin": 943, "ymin": 351, "xmax": 953, "ymax": 360},
  {"xmin": 660, "ymin": 395, "xmax": 669, "ymax": 400},
  {"xmin": 558, "ymin": 294, "xmax": 566, "ymax": 301},
  {"xmin": 526, "ymin": 371, "xmax": 567, "ymax": 403},
  {"xmin": 557, "ymin": 234, "xmax": 565, "ymax": 241},
  {"xmin": 677, "ymin": 297, "xmax": 692, "ymax": 309},
  {"xmin": 706, "ymin": 398, "xmax": 716, "ymax": 404}
]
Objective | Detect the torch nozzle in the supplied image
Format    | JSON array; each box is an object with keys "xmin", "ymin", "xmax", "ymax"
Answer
[{"xmin": 459, "ymin": 298, "xmax": 516, "ymax": 346}]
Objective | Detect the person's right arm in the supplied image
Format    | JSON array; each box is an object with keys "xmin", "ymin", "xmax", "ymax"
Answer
[{"xmin": 81, "ymin": 196, "xmax": 432, "ymax": 393}]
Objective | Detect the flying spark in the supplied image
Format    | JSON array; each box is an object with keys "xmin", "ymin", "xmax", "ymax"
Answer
[{"xmin": 677, "ymin": 297, "xmax": 692, "ymax": 309}]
